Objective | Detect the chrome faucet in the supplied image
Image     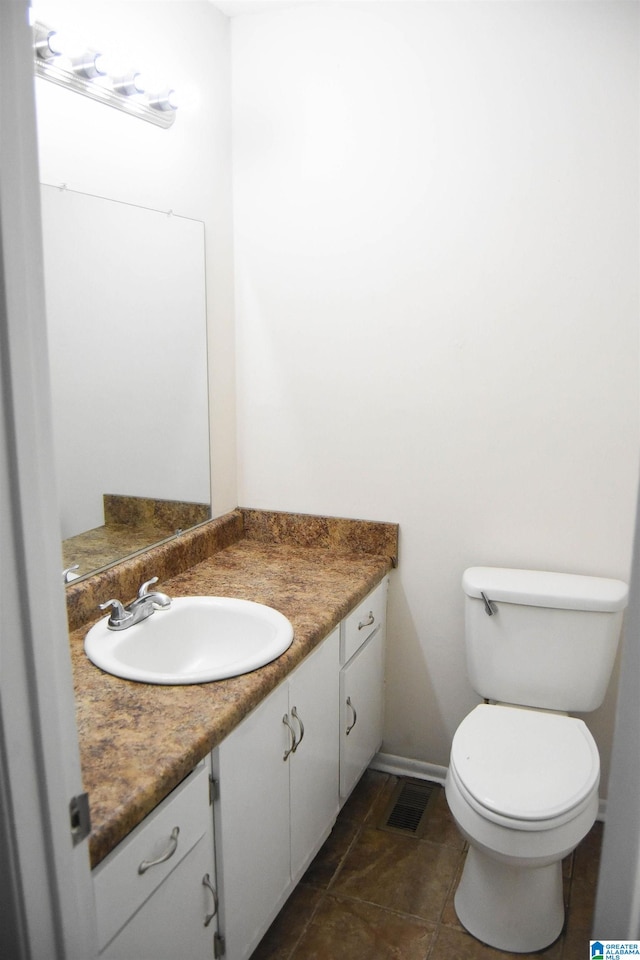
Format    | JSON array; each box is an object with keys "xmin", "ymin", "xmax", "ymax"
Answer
[{"xmin": 99, "ymin": 577, "xmax": 172, "ymax": 631}]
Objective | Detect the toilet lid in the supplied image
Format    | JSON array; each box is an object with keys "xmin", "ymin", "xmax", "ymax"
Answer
[{"xmin": 450, "ymin": 705, "xmax": 599, "ymax": 822}]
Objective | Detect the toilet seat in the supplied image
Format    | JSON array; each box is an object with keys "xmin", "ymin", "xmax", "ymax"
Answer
[{"xmin": 450, "ymin": 704, "xmax": 599, "ymax": 828}]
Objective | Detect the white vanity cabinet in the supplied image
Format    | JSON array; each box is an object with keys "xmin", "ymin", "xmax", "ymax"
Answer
[
  {"xmin": 93, "ymin": 757, "xmax": 218, "ymax": 960},
  {"xmin": 211, "ymin": 627, "xmax": 340, "ymax": 960},
  {"xmin": 339, "ymin": 578, "xmax": 388, "ymax": 800}
]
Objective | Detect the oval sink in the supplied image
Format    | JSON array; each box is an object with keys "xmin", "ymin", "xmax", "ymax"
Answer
[{"xmin": 84, "ymin": 596, "xmax": 294, "ymax": 684}]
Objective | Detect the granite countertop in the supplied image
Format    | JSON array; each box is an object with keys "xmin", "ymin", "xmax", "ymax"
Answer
[{"xmin": 69, "ymin": 526, "xmax": 394, "ymax": 868}]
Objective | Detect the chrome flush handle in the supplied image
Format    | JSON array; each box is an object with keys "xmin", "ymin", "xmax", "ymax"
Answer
[{"xmin": 481, "ymin": 591, "xmax": 497, "ymax": 616}]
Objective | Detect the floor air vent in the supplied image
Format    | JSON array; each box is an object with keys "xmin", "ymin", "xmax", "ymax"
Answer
[{"xmin": 378, "ymin": 778, "xmax": 435, "ymax": 838}]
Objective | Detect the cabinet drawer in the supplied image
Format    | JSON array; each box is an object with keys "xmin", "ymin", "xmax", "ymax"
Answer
[
  {"xmin": 93, "ymin": 758, "xmax": 211, "ymax": 951},
  {"xmin": 341, "ymin": 578, "xmax": 388, "ymax": 665}
]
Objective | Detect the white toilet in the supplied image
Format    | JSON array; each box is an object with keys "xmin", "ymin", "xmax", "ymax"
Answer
[{"xmin": 445, "ymin": 566, "xmax": 628, "ymax": 953}]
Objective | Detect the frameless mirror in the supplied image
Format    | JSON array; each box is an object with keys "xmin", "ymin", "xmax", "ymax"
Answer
[{"xmin": 40, "ymin": 185, "xmax": 211, "ymax": 582}]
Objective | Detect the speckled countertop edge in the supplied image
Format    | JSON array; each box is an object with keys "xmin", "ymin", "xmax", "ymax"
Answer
[{"xmin": 69, "ymin": 510, "xmax": 398, "ymax": 868}]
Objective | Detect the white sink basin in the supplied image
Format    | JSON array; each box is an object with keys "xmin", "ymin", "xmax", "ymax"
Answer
[{"xmin": 84, "ymin": 596, "xmax": 294, "ymax": 684}]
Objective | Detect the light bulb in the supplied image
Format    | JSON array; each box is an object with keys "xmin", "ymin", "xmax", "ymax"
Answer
[
  {"xmin": 112, "ymin": 71, "xmax": 145, "ymax": 97},
  {"xmin": 72, "ymin": 49, "xmax": 108, "ymax": 80},
  {"xmin": 148, "ymin": 87, "xmax": 179, "ymax": 112},
  {"xmin": 93, "ymin": 53, "xmax": 109, "ymax": 76},
  {"xmin": 34, "ymin": 24, "xmax": 62, "ymax": 59},
  {"xmin": 46, "ymin": 29, "xmax": 64, "ymax": 56}
]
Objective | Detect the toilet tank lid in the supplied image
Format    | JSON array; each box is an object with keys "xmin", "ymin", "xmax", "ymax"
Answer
[{"xmin": 463, "ymin": 567, "xmax": 628, "ymax": 612}]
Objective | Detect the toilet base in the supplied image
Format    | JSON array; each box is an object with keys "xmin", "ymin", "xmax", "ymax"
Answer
[{"xmin": 454, "ymin": 845, "xmax": 565, "ymax": 953}]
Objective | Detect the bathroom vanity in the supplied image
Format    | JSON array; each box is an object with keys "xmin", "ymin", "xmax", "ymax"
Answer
[{"xmin": 66, "ymin": 509, "xmax": 396, "ymax": 960}]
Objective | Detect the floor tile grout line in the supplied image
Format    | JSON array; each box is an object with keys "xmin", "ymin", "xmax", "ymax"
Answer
[
  {"xmin": 323, "ymin": 778, "xmax": 390, "ymax": 893},
  {"xmin": 435, "ymin": 844, "xmax": 467, "ymax": 927},
  {"xmin": 313, "ymin": 886, "xmax": 444, "ymax": 928},
  {"xmin": 317, "ymin": 819, "xmax": 365, "ymax": 894},
  {"xmin": 281, "ymin": 890, "xmax": 328, "ymax": 960},
  {"xmin": 424, "ymin": 922, "xmax": 441, "ymax": 960}
]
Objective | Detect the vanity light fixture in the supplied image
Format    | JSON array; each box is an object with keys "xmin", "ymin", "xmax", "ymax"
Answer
[{"xmin": 33, "ymin": 21, "xmax": 177, "ymax": 129}]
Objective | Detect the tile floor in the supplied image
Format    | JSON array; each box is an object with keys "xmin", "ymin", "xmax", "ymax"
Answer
[{"xmin": 250, "ymin": 770, "xmax": 602, "ymax": 960}]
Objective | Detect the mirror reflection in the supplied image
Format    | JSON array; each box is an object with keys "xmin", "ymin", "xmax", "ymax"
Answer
[{"xmin": 40, "ymin": 185, "xmax": 211, "ymax": 581}]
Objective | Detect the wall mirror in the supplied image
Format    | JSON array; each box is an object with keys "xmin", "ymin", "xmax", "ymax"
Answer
[{"xmin": 40, "ymin": 185, "xmax": 211, "ymax": 582}]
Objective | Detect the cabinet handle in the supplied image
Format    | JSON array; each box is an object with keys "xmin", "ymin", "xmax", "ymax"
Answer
[
  {"xmin": 138, "ymin": 826, "xmax": 180, "ymax": 874},
  {"xmin": 346, "ymin": 697, "xmax": 357, "ymax": 735},
  {"xmin": 282, "ymin": 713, "xmax": 297, "ymax": 761},
  {"xmin": 202, "ymin": 873, "xmax": 218, "ymax": 927},
  {"xmin": 291, "ymin": 706, "xmax": 305, "ymax": 752},
  {"xmin": 358, "ymin": 611, "xmax": 375, "ymax": 630}
]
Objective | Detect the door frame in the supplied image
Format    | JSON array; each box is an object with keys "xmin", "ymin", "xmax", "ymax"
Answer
[{"xmin": 0, "ymin": 4, "xmax": 97, "ymax": 957}]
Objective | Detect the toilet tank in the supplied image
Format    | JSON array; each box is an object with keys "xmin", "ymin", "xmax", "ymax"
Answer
[{"xmin": 462, "ymin": 567, "xmax": 628, "ymax": 712}]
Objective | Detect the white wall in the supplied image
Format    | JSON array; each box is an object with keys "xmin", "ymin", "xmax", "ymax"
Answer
[
  {"xmin": 34, "ymin": 0, "xmax": 237, "ymax": 517},
  {"xmin": 232, "ymin": 2, "xmax": 640, "ymax": 788}
]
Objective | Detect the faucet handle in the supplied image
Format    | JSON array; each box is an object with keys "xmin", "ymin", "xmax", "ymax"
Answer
[
  {"xmin": 137, "ymin": 576, "xmax": 172, "ymax": 609},
  {"xmin": 138, "ymin": 577, "xmax": 159, "ymax": 598},
  {"xmin": 62, "ymin": 564, "xmax": 80, "ymax": 583},
  {"xmin": 99, "ymin": 598, "xmax": 132, "ymax": 628}
]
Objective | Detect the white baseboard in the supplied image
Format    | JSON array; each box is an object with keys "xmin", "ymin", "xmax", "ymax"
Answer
[
  {"xmin": 371, "ymin": 752, "xmax": 448, "ymax": 786},
  {"xmin": 371, "ymin": 752, "xmax": 608, "ymax": 823}
]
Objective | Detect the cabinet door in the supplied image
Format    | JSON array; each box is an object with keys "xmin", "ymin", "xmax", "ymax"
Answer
[
  {"xmin": 212, "ymin": 683, "xmax": 290, "ymax": 960},
  {"xmin": 99, "ymin": 830, "xmax": 217, "ymax": 960},
  {"xmin": 340, "ymin": 626, "xmax": 385, "ymax": 801},
  {"xmin": 289, "ymin": 627, "xmax": 340, "ymax": 883}
]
